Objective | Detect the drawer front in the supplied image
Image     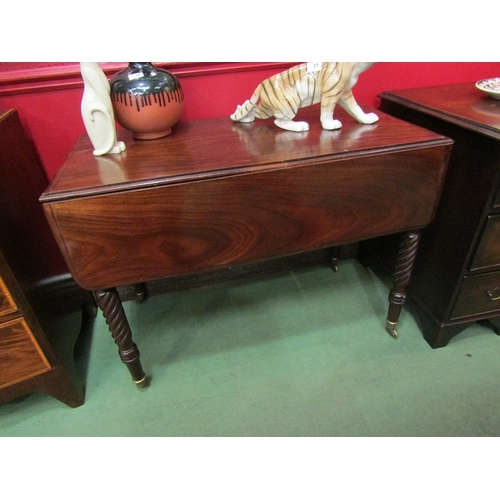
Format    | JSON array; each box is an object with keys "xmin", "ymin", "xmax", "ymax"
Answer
[
  {"xmin": 451, "ymin": 271, "xmax": 500, "ymax": 320},
  {"xmin": 0, "ymin": 276, "xmax": 18, "ymax": 317},
  {"xmin": 0, "ymin": 317, "xmax": 51, "ymax": 389},
  {"xmin": 470, "ymin": 215, "xmax": 500, "ymax": 271}
]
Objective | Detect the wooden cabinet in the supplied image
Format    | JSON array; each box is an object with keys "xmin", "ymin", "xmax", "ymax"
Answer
[
  {"xmin": 0, "ymin": 109, "xmax": 95, "ymax": 407},
  {"xmin": 365, "ymin": 83, "xmax": 500, "ymax": 347}
]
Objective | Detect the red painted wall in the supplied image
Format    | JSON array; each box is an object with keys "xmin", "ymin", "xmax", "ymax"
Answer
[{"xmin": 1, "ymin": 62, "xmax": 500, "ymax": 180}]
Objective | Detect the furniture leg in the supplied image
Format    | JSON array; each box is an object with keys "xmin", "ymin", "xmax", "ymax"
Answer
[
  {"xmin": 94, "ymin": 288, "xmax": 147, "ymax": 388},
  {"xmin": 330, "ymin": 246, "xmax": 341, "ymax": 273},
  {"xmin": 386, "ymin": 231, "xmax": 420, "ymax": 339},
  {"xmin": 133, "ymin": 283, "xmax": 148, "ymax": 304}
]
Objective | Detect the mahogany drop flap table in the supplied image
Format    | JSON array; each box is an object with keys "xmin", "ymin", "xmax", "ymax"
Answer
[{"xmin": 41, "ymin": 106, "xmax": 452, "ymax": 388}]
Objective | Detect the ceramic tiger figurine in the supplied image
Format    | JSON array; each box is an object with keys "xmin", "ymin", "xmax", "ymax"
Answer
[{"xmin": 230, "ymin": 62, "xmax": 378, "ymax": 132}]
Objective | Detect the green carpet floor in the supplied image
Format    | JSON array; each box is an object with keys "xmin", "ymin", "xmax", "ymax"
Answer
[{"xmin": 1, "ymin": 259, "xmax": 500, "ymax": 437}]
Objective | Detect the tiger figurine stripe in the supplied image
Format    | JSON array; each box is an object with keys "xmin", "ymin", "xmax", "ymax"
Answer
[{"xmin": 230, "ymin": 62, "xmax": 379, "ymax": 132}]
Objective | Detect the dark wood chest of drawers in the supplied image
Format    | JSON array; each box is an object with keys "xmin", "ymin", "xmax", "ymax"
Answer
[
  {"xmin": 0, "ymin": 109, "xmax": 94, "ymax": 407},
  {"xmin": 374, "ymin": 83, "xmax": 500, "ymax": 347}
]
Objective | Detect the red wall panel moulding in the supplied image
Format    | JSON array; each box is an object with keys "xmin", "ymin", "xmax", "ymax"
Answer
[{"xmin": 0, "ymin": 62, "xmax": 293, "ymax": 96}]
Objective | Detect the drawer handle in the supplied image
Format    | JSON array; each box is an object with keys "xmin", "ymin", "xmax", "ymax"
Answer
[{"xmin": 486, "ymin": 287, "xmax": 500, "ymax": 301}]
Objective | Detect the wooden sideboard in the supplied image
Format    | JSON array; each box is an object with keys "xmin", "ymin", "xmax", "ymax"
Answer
[
  {"xmin": 0, "ymin": 109, "xmax": 95, "ymax": 407},
  {"xmin": 40, "ymin": 105, "xmax": 452, "ymax": 388},
  {"xmin": 366, "ymin": 83, "xmax": 500, "ymax": 347}
]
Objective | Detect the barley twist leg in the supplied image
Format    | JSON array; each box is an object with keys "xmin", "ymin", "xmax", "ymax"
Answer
[
  {"xmin": 94, "ymin": 288, "xmax": 147, "ymax": 388},
  {"xmin": 386, "ymin": 231, "xmax": 420, "ymax": 339}
]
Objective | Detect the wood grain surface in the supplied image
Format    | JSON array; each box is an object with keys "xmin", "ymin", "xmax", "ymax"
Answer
[{"xmin": 42, "ymin": 105, "xmax": 452, "ymax": 291}]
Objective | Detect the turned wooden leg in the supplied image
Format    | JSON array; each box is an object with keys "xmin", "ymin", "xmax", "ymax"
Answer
[
  {"xmin": 94, "ymin": 288, "xmax": 147, "ymax": 388},
  {"xmin": 386, "ymin": 231, "xmax": 420, "ymax": 339}
]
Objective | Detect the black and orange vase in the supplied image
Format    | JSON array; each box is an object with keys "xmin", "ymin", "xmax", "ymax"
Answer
[{"xmin": 110, "ymin": 62, "xmax": 184, "ymax": 140}]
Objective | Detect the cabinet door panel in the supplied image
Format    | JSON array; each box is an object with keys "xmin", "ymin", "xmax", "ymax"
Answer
[{"xmin": 0, "ymin": 317, "xmax": 51, "ymax": 388}]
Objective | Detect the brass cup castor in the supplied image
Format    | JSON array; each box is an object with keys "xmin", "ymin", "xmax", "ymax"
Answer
[
  {"xmin": 134, "ymin": 375, "xmax": 147, "ymax": 389},
  {"xmin": 385, "ymin": 320, "xmax": 399, "ymax": 339}
]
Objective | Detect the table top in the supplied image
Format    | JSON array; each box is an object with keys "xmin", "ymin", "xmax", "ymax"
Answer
[
  {"xmin": 41, "ymin": 104, "xmax": 451, "ymax": 203},
  {"xmin": 379, "ymin": 82, "xmax": 500, "ymax": 140}
]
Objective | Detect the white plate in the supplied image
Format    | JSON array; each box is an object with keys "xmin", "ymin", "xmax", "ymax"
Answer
[{"xmin": 476, "ymin": 77, "xmax": 500, "ymax": 100}]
